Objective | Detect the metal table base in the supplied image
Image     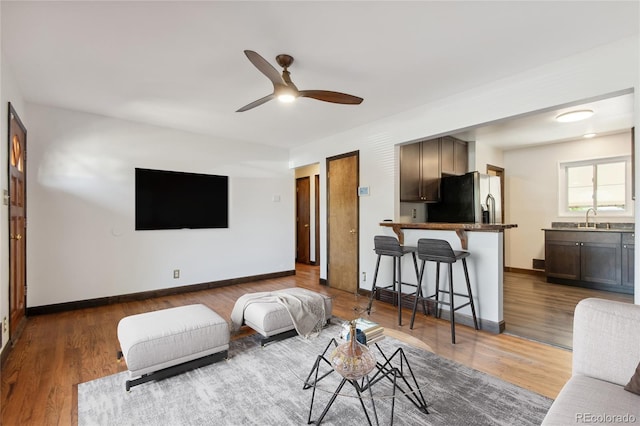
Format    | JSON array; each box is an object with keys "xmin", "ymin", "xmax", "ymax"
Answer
[{"xmin": 303, "ymin": 338, "xmax": 429, "ymax": 425}]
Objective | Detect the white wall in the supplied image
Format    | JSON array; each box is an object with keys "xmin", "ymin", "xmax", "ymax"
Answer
[
  {"xmin": 25, "ymin": 104, "xmax": 294, "ymax": 307},
  {"xmin": 289, "ymin": 36, "xmax": 640, "ymax": 302},
  {"xmin": 504, "ymin": 132, "xmax": 632, "ymax": 270},
  {"xmin": 473, "ymin": 141, "xmax": 505, "ymax": 175}
]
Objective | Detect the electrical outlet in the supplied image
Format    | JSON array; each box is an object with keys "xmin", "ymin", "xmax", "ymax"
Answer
[
  {"xmin": 173, "ymin": 269, "xmax": 180, "ymax": 279},
  {"xmin": 412, "ymin": 208, "xmax": 417, "ymax": 219},
  {"xmin": 3, "ymin": 317, "xmax": 7, "ymax": 333},
  {"xmin": 362, "ymin": 272, "xmax": 366, "ymax": 282}
]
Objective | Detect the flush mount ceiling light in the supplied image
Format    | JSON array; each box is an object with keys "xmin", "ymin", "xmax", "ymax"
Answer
[
  {"xmin": 555, "ymin": 109, "xmax": 594, "ymax": 122},
  {"xmin": 583, "ymin": 133, "xmax": 597, "ymax": 138}
]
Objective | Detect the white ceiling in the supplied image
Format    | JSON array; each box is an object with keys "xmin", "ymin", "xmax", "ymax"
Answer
[
  {"xmin": 1, "ymin": 1, "xmax": 637, "ymax": 149},
  {"xmin": 454, "ymin": 92, "xmax": 636, "ymax": 150}
]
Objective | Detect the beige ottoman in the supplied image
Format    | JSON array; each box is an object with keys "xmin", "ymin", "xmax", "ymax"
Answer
[
  {"xmin": 241, "ymin": 289, "xmax": 333, "ymax": 346},
  {"xmin": 117, "ymin": 304, "xmax": 229, "ymax": 390}
]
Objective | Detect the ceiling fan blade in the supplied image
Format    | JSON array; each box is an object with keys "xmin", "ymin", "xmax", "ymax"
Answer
[
  {"xmin": 298, "ymin": 90, "xmax": 363, "ymax": 105},
  {"xmin": 236, "ymin": 93, "xmax": 275, "ymax": 112},
  {"xmin": 244, "ymin": 50, "xmax": 285, "ymax": 87}
]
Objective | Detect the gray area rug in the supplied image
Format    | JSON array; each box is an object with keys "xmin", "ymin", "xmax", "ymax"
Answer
[{"xmin": 78, "ymin": 324, "xmax": 552, "ymax": 425}]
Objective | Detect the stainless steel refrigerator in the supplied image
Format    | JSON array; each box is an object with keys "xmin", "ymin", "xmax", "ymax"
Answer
[{"xmin": 427, "ymin": 171, "xmax": 502, "ymax": 223}]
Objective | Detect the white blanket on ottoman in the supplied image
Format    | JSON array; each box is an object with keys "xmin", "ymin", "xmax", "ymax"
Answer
[{"xmin": 230, "ymin": 288, "xmax": 326, "ymax": 338}]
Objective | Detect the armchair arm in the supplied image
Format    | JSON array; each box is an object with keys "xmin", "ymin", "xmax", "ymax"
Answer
[{"xmin": 572, "ymin": 298, "xmax": 640, "ymax": 386}]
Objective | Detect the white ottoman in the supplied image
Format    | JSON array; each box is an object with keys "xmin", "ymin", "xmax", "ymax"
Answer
[
  {"xmin": 242, "ymin": 289, "xmax": 333, "ymax": 346},
  {"xmin": 117, "ymin": 304, "xmax": 229, "ymax": 390}
]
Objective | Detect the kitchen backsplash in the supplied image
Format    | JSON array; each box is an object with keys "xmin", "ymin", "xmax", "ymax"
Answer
[{"xmin": 550, "ymin": 222, "xmax": 634, "ymax": 230}]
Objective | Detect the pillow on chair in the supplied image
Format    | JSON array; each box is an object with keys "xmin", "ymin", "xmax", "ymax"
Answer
[{"xmin": 624, "ymin": 361, "xmax": 640, "ymax": 395}]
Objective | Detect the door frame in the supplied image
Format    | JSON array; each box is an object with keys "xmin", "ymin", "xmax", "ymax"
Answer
[
  {"xmin": 314, "ymin": 174, "xmax": 320, "ymax": 266},
  {"xmin": 7, "ymin": 102, "xmax": 28, "ymax": 342},
  {"xmin": 326, "ymin": 150, "xmax": 359, "ymax": 293},
  {"xmin": 295, "ymin": 176, "xmax": 311, "ymax": 264},
  {"xmin": 486, "ymin": 164, "xmax": 505, "ymax": 223}
]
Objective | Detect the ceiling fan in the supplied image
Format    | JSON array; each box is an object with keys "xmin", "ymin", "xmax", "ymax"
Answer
[{"xmin": 236, "ymin": 50, "xmax": 363, "ymax": 112}]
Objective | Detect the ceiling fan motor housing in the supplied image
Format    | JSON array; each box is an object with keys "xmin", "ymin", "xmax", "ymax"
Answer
[{"xmin": 276, "ymin": 54, "xmax": 294, "ymax": 69}]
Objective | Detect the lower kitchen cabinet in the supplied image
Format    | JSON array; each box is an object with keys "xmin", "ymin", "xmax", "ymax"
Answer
[
  {"xmin": 545, "ymin": 230, "xmax": 631, "ymax": 294},
  {"xmin": 622, "ymin": 233, "xmax": 635, "ymax": 289},
  {"xmin": 579, "ymin": 239, "xmax": 621, "ymax": 286},
  {"xmin": 544, "ymin": 239, "xmax": 580, "ymax": 281}
]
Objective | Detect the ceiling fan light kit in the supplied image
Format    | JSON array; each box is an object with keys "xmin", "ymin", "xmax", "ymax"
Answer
[
  {"xmin": 275, "ymin": 84, "xmax": 297, "ymax": 103},
  {"xmin": 237, "ymin": 50, "xmax": 363, "ymax": 112}
]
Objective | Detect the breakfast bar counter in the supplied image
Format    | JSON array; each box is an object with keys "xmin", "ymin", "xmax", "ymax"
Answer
[
  {"xmin": 380, "ymin": 222, "xmax": 517, "ymax": 249},
  {"xmin": 378, "ymin": 222, "xmax": 518, "ymax": 334}
]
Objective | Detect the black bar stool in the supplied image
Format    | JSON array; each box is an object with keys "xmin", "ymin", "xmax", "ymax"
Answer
[
  {"xmin": 409, "ymin": 238, "xmax": 479, "ymax": 344},
  {"xmin": 366, "ymin": 235, "xmax": 420, "ymax": 326}
]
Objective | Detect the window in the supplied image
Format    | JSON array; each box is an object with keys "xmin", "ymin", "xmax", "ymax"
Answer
[{"xmin": 559, "ymin": 156, "xmax": 632, "ymax": 215}]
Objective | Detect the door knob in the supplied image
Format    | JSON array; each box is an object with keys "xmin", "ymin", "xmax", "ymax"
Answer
[
  {"xmin": 349, "ymin": 229, "xmax": 356, "ymax": 234},
  {"xmin": 10, "ymin": 234, "xmax": 22, "ymax": 240},
  {"xmin": 304, "ymin": 224, "xmax": 309, "ymax": 228}
]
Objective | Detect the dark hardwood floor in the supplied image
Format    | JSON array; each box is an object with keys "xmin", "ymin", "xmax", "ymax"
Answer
[
  {"xmin": 2, "ymin": 264, "xmax": 580, "ymax": 425},
  {"xmin": 504, "ymin": 271, "xmax": 634, "ymax": 349}
]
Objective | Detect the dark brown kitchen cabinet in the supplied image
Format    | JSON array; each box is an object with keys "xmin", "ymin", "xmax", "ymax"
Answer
[
  {"xmin": 400, "ymin": 136, "xmax": 468, "ymax": 202},
  {"xmin": 400, "ymin": 139, "xmax": 440, "ymax": 202},
  {"xmin": 622, "ymin": 232, "xmax": 634, "ymax": 289},
  {"xmin": 545, "ymin": 230, "xmax": 631, "ymax": 294},
  {"xmin": 440, "ymin": 136, "xmax": 468, "ymax": 176},
  {"xmin": 580, "ymin": 239, "xmax": 621, "ymax": 286},
  {"xmin": 544, "ymin": 238, "xmax": 581, "ymax": 280}
]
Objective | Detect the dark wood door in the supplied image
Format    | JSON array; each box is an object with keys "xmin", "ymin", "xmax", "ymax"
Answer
[
  {"xmin": 622, "ymin": 243, "xmax": 634, "ymax": 288},
  {"xmin": 420, "ymin": 139, "xmax": 441, "ymax": 201},
  {"xmin": 545, "ymin": 240, "xmax": 581, "ymax": 280},
  {"xmin": 441, "ymin": 136, "xmax": 468, "ymax": 176},
  {"xmin": 296, "ymin": 177, "xmax": 311, "ymax": 264},
  {"xmin": 453, "ymin": 140, "xmax": 468, "ymax": 175},
  {"xmin": 399, "ymin": 139, "xmax": 440, "ymax": 202},
  {"xmin": 8, "ymin": 104, "xmax": 27, "ymax": 338},
  {"xmin": 622, "ymin": 232, "xmax": 634, "ymax": 288},
  {"xmin": 399, "ymin": 142, "xmax": 421, "ymax": 201},
  {"xmin": 314, "ymin": 174, "xmax": 320, "ymax": 265},
  {"xmin": 581, "ymin": 241, "xmax": 621, "ymax": 286},
  {"xmin": 327, "ymin": 152, "xmax": 359, "ymax": 293}
]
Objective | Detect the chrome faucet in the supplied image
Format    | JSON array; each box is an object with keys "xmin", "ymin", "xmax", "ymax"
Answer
[{"xmin": 585, "ymin": 208, "xmax": 597, "ymax": 228}]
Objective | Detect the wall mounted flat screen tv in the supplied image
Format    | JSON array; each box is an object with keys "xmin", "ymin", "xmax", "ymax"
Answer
[{"xmin": 135, "ymin": 168, "xmax": 228, "ymax": 230}]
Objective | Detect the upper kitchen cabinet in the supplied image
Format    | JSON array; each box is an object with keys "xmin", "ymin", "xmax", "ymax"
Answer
[
  {"xmin": 400, "ymin": 139, "xmax": 440, "ymax": 202},
  {"xmin": 440, "ymin": 136, "xmax": 468, "ymax": 176},
  {"xmin": 400, "ymin": 136, "xmax": 468, "ymax": 202}
]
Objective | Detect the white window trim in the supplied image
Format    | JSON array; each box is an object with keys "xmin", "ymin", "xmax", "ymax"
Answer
[{"xmin": 558, "ymin": 155, "xmax": 634, "ymax": 217}]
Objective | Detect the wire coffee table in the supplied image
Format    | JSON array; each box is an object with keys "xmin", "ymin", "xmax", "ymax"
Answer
[{"xmin": 302, "ymin": 335, "xmax": 429, "ymax": 425}]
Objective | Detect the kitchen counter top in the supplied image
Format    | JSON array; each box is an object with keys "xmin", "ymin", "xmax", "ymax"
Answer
[
  {"xmin": 380, "ymin": 222, "xmax": 517, "ymax": 248},
  {"xmin": 380, "ymin": 222, "xmax": 517, "ymax": 231},
  {"xmin": 543, "ymin": 222, "xmax": 634, "ymax": 233},
  {"xmin": 543, "ymin": 227, "xmax": 634, "ymax": 233}
]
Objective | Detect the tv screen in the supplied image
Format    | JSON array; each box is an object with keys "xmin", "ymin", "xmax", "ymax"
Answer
[{"xmin": 135, "ymin": 168, "xmax": 228, "ymax": 230}]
